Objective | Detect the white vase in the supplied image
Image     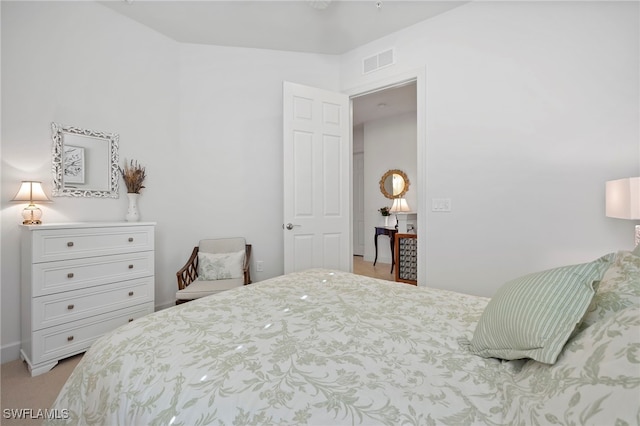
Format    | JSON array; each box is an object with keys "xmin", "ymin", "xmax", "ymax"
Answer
[
  {"xmin": 126, "ymin": 193, "xmax": 140, "ymax": 222},
  {"xmin": 384, "ymin": 215, "xmax": 389, "ymax": 227}
]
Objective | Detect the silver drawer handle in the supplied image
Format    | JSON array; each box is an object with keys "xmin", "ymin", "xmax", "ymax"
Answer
[
  {"xmin": 67, "ymin": 273, "xmax": 74, "ymax": 279},
  {"xmin": 67, "ymin": 304, "xmax": 74, "ymax": 310},
  {"xmin": 67, "ymin": 242, "xmax": 74, "ymax": 247},
  {"xmin": 128, "ymin": 237, "xmax": 134, "ymax": 242},
  {"xmin": 67, "ymin": 336, "xmax": 74, "ymax": 342},
  {"xmin": 128, "ymin": 291, "xmax": 134, "ymax": 296}
]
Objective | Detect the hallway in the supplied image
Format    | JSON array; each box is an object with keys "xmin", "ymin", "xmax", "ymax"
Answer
[{"xmin": 352, "ymin": 255, "xmax": 394, "ymax": 282}]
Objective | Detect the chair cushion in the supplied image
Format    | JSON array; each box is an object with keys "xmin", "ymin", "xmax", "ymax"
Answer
[
  {"xmin": 176, "ymin": 278, "xmax": 244, "ymax": 300},
  {"xmin": 199, "ymin": 238, "xmax": 246, "ymax": 254},
  {"xmin": 197, "ymin": 250, "xmax": 245, "ymax": 280}
]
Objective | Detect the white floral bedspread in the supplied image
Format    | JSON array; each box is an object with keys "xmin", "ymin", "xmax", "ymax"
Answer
[{"xmin": 47, "ymin": 267, "xmax": 639, "ymax": 425}]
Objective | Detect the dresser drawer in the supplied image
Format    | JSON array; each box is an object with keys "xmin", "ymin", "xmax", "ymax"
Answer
[
  {"xmin": 31, "ymin": 304, "xmax": 153, "ymax": 365},
  {"xmin": 32, "ymin": 277, "xmax": 154, "ymax": 330},
  {"xmin": 32, "ymin": 251, "xmax": 154, "ymax": 296},
  {"xmin": 30, "ymin": 225, "xmax": 154, "ymax": 263}
]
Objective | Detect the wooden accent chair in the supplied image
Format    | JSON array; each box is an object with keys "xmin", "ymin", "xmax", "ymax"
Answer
[{"xmin": 176, "ymin": 238, "xmax": 252, "ymax": 304}]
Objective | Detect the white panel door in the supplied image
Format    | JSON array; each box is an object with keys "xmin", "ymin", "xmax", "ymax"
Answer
[{"xmin": 283, "ymin": 81, "xmax": 350, "ymax": 274}]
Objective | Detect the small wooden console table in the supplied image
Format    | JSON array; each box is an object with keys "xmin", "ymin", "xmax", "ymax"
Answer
[{"xmin": 373, "ymin": 226, "xmax": 397, "ymax": 273}]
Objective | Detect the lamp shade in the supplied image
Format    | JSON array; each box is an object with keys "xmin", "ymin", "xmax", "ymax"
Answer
[
  {"xmin": 606, "ymin": 177, "xmax": 640, "ymax": 220},
  {"xmin": 12, "ymin": 181, "xmax": 51, "ymax": 202},
  {"xmin": 390, "ymin": 197, "xmax": 410, "ymax": 213}
]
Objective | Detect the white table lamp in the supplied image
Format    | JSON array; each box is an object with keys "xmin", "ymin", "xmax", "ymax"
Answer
[
  {"xmin": 605, "ymin": 177, "xmax": 640, "ymax": 246},
  {"xmin": 390, "ymin": 197, "xmax": 410, "ymax": 229},
  {"xmin": 12, "ymin": 181, "xmax": 51, "ymax": 225}
]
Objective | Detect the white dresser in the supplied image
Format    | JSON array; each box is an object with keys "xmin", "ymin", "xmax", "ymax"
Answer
[{"xmin": 20, "ymin": 222, "xmax": 155, "ymax": 376}]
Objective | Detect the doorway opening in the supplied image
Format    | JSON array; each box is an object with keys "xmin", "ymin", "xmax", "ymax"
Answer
[{"xmin": 350, "ymin": 80, "xmax": 418, "ymax": 282}]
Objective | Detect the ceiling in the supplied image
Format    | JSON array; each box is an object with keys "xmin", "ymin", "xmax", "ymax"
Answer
[
  {"xmin": 352, "ymin": 81, "xmax": 416, "ymax": 126},
  {"xmin": 100, "ymin": 0, "xmax": 468, "ymax": 55},
  {"xmin": 100, "ymin": 1, "xmax": 456, "ymax": 125}
]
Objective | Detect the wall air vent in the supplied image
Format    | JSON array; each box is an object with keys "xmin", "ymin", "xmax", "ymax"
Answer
[{"xmin": 362, "ymin": 48, "xmax": 395, "ymax": 74}]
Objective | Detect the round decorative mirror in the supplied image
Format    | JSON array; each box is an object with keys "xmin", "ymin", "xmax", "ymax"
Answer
[{"xmin": 379, "ymin": 169, "xmax": 410, "ymax": 199}]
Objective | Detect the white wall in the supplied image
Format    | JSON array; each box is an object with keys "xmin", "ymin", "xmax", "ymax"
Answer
[
  {"xmin": 363, "ymin": 112, "xmax": 417, "ymax": 264},
  {"xmin": 2, "ymin": 0, "xmax": 638, "ymax": 362},
  {"xmin": 341, "ymin": 1, "xmax": 639, "ymax": 296},
  {"xmin": 173, "ymin": 42, "xmax": 340, "ymax": 291},
  {"xmin": 1, "ymin": 1, "xmax": 180, "ymax": 362},
  {"xmin": 0, "ymin": 1, "xmax": 340, "ymax": 362}
]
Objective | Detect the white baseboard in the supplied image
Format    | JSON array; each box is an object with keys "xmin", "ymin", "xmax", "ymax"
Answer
[
  {"xmin": 155, "ymin": 301, "xmax": 175, "ymax": 311},
  {"xmin": 1, "ymin": 341, "xmax": 21, "ymax": 364}
]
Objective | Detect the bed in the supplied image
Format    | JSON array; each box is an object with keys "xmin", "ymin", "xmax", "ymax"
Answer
[{"xmin": 47, "ymin": 249, "xmax": 639, "ymax": 425}]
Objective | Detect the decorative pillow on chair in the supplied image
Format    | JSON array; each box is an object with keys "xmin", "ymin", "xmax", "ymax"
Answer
[
  {"xmin": 460, "ymin": 254, "xmax": 612, "ymax": 364},
  {"xmin": 197, "ymin": 250, "xmax": 245, "ymax": 280}
]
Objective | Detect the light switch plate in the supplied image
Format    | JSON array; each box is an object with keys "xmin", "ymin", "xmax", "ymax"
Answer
[{"xmin": 432, "ymin": 198, "xmax": 451, "ymax": 212}]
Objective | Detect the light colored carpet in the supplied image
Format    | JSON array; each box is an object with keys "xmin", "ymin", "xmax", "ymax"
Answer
[{"xmin": 1, "ymin": 354, "xmax": 82, "ymax": 426}]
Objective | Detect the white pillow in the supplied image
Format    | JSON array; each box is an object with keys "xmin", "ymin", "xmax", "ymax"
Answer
[
  {"xmin": 197, "ymin": 250, "xmax": 245, "ymax": 280},
  {"xmin": 578, "ymin": 250, "xmax": 640, "ymax": 331}
]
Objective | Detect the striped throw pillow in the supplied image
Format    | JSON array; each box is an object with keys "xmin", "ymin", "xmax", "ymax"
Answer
[{"xmin": 462, "ymin": 256, "xmax": 612, "ymax": 364}]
